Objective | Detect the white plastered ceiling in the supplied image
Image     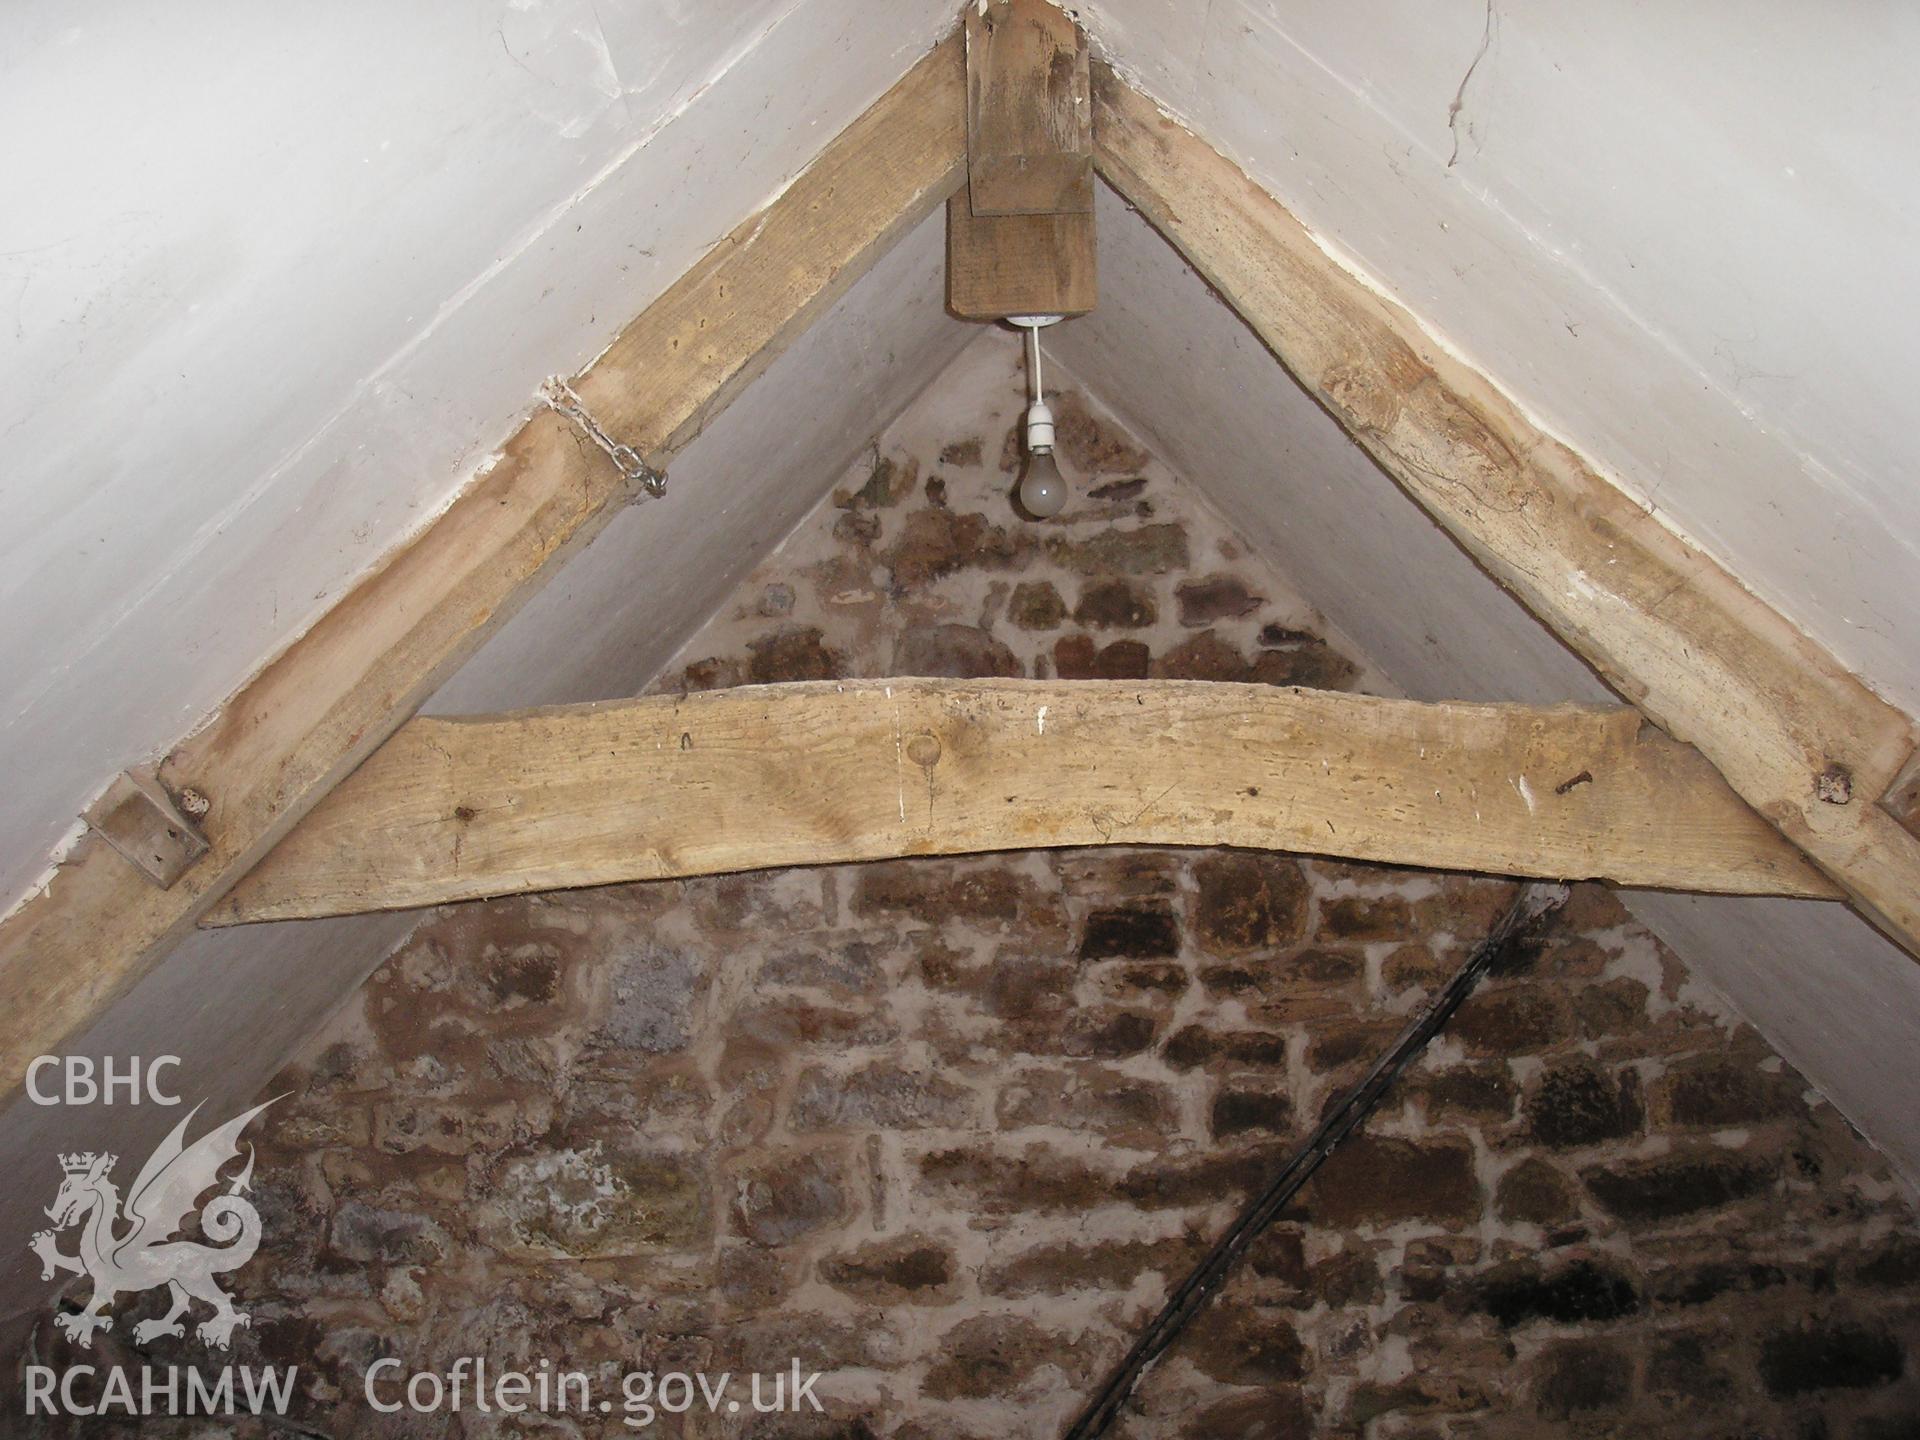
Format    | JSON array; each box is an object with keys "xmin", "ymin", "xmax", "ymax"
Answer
[
  {"xmin": 0, "ymin": 0, "xmax": 958, "ymax": 911},
  {"xmin": 1080, "ymin": 0, "xmax": 1920, "ymax": 716},
  {"xmin": 1, "ymin": 0, "xmax": 1918, "ymax": 1308}
]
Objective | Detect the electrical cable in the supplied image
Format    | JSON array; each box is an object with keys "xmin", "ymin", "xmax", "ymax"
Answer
[{"xmin": 1061, "ymin": 882, "xmax": 1571, "ymax": 1440}]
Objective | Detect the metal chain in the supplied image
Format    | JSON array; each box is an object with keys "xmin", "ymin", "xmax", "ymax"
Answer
[{"xmin": 538, "ymin": 377, "xmax": 667, "ymax": 498}]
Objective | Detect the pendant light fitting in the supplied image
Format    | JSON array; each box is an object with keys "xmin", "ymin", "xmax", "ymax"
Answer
[{"xmin": 1012, "ymin": 314, "xmax": 1069, "ymax": 520}]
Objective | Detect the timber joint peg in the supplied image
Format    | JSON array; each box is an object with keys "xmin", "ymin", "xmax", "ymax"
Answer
[{"xmin": 1816, "ymin": 763, "xmax": 1853, "ymax": 805}]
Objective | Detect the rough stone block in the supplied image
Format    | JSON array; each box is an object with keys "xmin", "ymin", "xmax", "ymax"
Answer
[
  {"xmin": 1073, "ymin": 577, "xmax": 1158, "ymax": 629},
  {"xmin": 1192, "ymin": 853, "xmax": 1310, "ymax": 957},
  {"xmin": 1494, "ymin": 1157, "xmax": 1578, "ymax": 1225},
  {"xmin": 938, "ymin": 438, "xmax": 983, "ymax": 468},
  {"xmin": 1381, "ymin": 942, "xmax": 1451, "ymax": 991},
  {"xmin": 373, "ymin": 1098, "xmax": 520, "ymax": 1157},
  {"xmin": 693, "ymin": 870, "xmax": 829, "ymax": 935},
  {"xmin": 892, "ymin": 622, "xmax": 1022, "ymax": 679},
  {"xmin": 1119, "ymin": 1144, "xmax": 1290, "ymax": 1210},
  {"xmin": 1080, "ymin": 903, "xmax": 1181, "ymax": 959},
  {"xmin": 818, "ymin": 1234, "xmax": 958, "ymax": 1304},
  {"xmin": 1525, "ymin": 1059, "xmax": 1645, "ymax": 1148},
  {"xmin": 1155, "ymin": 630, "xmax": 1250, "ymax": 682},
  {"xmin": 1656, "ymin": 1054, "xmax": 1806, "ymax": 1129},
  {"xmin": 760, "ymin": 936, "xmax": 886, "ymax": 994},
  {"xmin": 1581, "ymin": 1148, "xmax": 1776, "ymax": 1225},
  {"xmin": 917, "ymin": 1143, "xmax": 1110, "ymax": 1215},
  {"xmin": 731, "ymin": 1148, "xmax": 851, "ymax": 1246},
  {"xmin": 1649, "ymin": 1259, "xmax": 1788, "ymax": 1308},
  {"xmin": 1315, "ymin": 894, "xmax": 1415, "ymax": 943},
  {"xmin": 836, "ymin": 452, "xmax": 917, "ymax": 510},
  {"xmin": 1060, "ymin": 1007, "xmax": 1160, "ymax": 1059},
  {"xmin": 595, "ymin": 941, "xmax": 702, "ymax": 1054},
  {"xmin": 718, "ymin": 1242, "xmax": 795, "ymax": 1312},
  {"xmin": 1175, "ymin": 574, "xmax": 1264, "ymax": 626},
  {"xmin": 1008, "ymin": 580, "xmax": 1066, "ymax": 630},
  {"xmin": 1052, "ymin": 633, "xmax": 1153, "ymax": 679},
  {"xmin": 1211, "ymin": 1086, "xmax": 1295, "ymax": 1140},
  {"xmin": 328, "ymin": 1201, "xmax": 449, "ymax": 1268},
  {"xmin": 1349, "ymin": 1373, "xmax": 1490, "ymax": 1425},
  {"xmin": 1411, "ymin": 1062, "xmax": 1518, "ymax": 1123},
  {"xmin": 491, "ymin": 1144, "xmax": 709, "ymax": 1257},
  {"xmin": 1249, "ymin": 640, "xmax": 1359, "ymax": 691},
  {"xmin": 1164, "ymin": 1025, "xmax": 1290, "ymax": 1072},
  {"xmin": 921, "ymin": 1314, "xmax": 1093, "ymax": 1399},
  {"xmin": 834, "ymin": 510, "xmax": 881, "ymax": 545},
  {"xmin": 1304, "ymin": 1135, "xmax": 1482, "ymax": 1228},
  {"xmin": 1574, "ymin": 977, "xmax": 1651, "ymax": 1039},
  {"xmin": 1851, "ymin": 1235, "xmax": 1920, "ymax": 1290},
  {"xmin": 1099, "ymin": 960, "xmax": 1189, "ymax": 1000},
  {"xmin": 1184, "ymin": 1303, "xmax": 1306, "ymax": 1385},
  {"xmin": 994, "ymin": 1066, "xmax": 1177, "ymax": 1141},
  {"xmin": 790, "ymin": 1062, "xmax": 975, "ymax": 1131},
  {"xmin": 720, "ymin": 1312, "xmax": 900, "ymax": 1374},
  {"xmin": 1309, "ymin": 1247, "xmax": 1384, "ymax": 1308},
  {"xmin": 735, "ymin": 998, "xmax": 895, "ymax": 1050},
  {"xmin": 1054, "ymin": 847, "xmax": 1183, "ymax": 898},
  {"xmin": 1085, "ymin": 475, "xmax": 1148, "ymax": 504},
  {"xmin": 883, "ymin": 508, "xmax": 1029, "ymax": 588},
  {"xmin": 854, "ymin": 862, "xmax": 1030, "ymax": 926},
  {"xmin": 1289, "ymin": 945, "xmax": 1367, "ymax": 985},
  {"xmin": 1450, "ymin": 988, "xmax": 1575, "ymax": 1057},
  {"xmin": 1556, "ymin": 881, "xmax": 1634, "ymax": 933},
  {"xmin": 1410, "ymin": 876, "xmax": 1523, "ymax": 938},
  {"xmin": 747, "ymin": 625, "xmax": 843, "ymax": 683},
  {"xmin": 1645, "ymin": 1329, "xmax": 1734, "ymax": 1402},
  {"xmin": 1472, "ymin": 1256, "xmax": 1640, "ymax": 1328},
  {"xmin": 1044, "ymin": 522, "xmax": 1188, "ymax": 576},
  {"xmin": 1306, "ymin": 1020, "xmax": 1402, "ymax": 1075},
  {"xmin": 981, "ymin": 1236, "xmax": 1197, "ymax": 1297}
]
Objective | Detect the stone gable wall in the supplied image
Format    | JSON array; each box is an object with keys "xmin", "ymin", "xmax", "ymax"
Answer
[{"xmin": 26, "ymin": 339, "xmax": 1918, "ymax": 1438}]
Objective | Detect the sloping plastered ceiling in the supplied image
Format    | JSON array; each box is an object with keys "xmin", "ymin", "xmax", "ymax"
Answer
[
  {"xmin": 0, "ymin": 0, "xmax": 957, "ymax": 910},
  {"xmin": 1079, "ymin": 0, "xmax": 1920, "ymax": 717},
  {"xmin": 1, "ymin": 0, "xmax": 1918, "ymax": 1304}
]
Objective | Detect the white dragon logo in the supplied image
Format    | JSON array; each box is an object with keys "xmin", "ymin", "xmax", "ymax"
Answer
[{"xmin": 28, "ymin": 1098, "xmax": 279, "ymax": 1350}]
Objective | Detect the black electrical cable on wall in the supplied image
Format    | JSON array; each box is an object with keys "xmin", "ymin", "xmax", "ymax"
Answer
[{"xmin": 1061, "ymin": 882, "xmax": 1570, "ymax": 1440}]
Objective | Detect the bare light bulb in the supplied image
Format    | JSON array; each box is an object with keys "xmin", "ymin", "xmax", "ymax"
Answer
[
  {"xmin": 1012, "ymin": 318, "xmax": 1071, "ymax": 521},
  {"xmin": 1017, "ymin": 448, "xmax": 1067, "ymax": 518}
]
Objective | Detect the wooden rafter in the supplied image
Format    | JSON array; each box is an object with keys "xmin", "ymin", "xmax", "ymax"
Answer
[
  {"xmin": 0, "ymin": 36, "xmax": 968, "ymax": 1095},
  {"xmin": 210, "ymin": 680, "xmax": 1836, "ymax": 926},
  {"xmin": 1089, "ymin": 63, "xmax": 1920, "ymax": 961}
]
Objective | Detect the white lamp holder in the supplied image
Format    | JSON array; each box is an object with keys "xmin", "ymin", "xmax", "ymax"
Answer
[{"xmin": 1013, "ymin": 315, "xmax": 1065, "ymax": 453}]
